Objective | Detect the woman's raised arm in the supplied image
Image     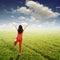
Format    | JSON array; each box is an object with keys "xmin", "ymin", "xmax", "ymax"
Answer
[
  {"xmin": 12, "ymin": 22, "xmax": 18, "ymax": 30},
  {"xmin": 24, "ymin": 23, "xmax": 29, "ymax": 31}
]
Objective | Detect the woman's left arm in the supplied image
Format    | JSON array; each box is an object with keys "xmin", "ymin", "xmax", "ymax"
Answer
[{"xmin": 24, "ymin": 23, "xmax": 29, "ymax": 31}]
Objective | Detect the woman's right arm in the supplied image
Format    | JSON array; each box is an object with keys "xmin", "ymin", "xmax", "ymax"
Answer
[
  {"xmin": 14, "ymin": 25, "xmax": 18, "ymax": 30},
  {"xmin": 12, "ymin": 23, "xmax": 18, "ymax": 30}
]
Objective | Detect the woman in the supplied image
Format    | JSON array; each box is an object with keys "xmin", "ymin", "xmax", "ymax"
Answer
[{"xmin": 13, "ymin": 24, "xmax": 28, "ymax": 55}]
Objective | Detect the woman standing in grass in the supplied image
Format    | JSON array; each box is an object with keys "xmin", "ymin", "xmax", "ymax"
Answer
[{"xmin": 13, "ymin": 23, "xmax": 28, "ymax": 55}]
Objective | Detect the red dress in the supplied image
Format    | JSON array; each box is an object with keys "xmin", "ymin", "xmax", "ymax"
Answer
[
  {"xmin": 16, "ymin": 33, "xmax": 23, "ymax": 42},
  {"xmin": 14, "ymin": 32, "xmax": 23, "ymax": 53}
]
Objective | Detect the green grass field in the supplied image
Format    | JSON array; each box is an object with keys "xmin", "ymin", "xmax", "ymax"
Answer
[{"xmin": 0, "ymin": 29, "xmax": 60, "ymax": 60}]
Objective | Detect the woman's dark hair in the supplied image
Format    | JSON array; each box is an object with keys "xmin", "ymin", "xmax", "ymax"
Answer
[{"xmin": 18, "ymin": 25, "xmax": 23, "ymax": 33}]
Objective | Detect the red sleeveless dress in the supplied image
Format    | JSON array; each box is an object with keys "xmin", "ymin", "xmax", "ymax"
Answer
[
  {"xmin": 14, "ymin": 33, "xmax": 23, "ymax": 53},
  {"xmin": 16, "ymin": 33, "xmax": 23, "ymax": 42}
]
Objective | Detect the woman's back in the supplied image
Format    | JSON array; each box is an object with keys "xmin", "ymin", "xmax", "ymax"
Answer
[{"xmin": 17, "ymin": 33, "xmax": 23, "ymax": 41}]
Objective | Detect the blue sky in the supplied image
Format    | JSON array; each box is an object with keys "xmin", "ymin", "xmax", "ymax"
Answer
[{"xmin": 0, "ymin": 0, "xmax": 60, "ymax": 27}]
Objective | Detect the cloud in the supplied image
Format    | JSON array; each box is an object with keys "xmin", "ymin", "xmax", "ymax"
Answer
[
  {"xmin": 43, "ymin": 20, "xmax": 56, "ymax": 25},
  {"xmin": 18, "ymin": 16, "xmax": 26, "ymax": 20},
  {"xmin": 30, "ymin": 16, "xmax": 36, "ymax": 21},
  {"xmin": 11, "ymin": 15, "xmax": 14, "ymax": 18},
  {"xmin": 18, "ymin": 16, "xmax": 36, "ymax": 23},
  {"xmin": 0, "ymin": 22, "xmax": 29, "ymax": 30},
  {"xmin": 17, "ymin": 7, "xmax": 31, "ymax": 15},
  {"xmin": 0, "ymin": 24, "xmax": 6, "ymax": 28},
  {"xmin": 56, "ymin": 6, "xmax": 60, "ymax": 9},
  {"xmin": 0, "ymin": 24, "xmax": 12, "ymax": 29},
  {"xmin": 0, "ymin": 22, "xmax": 22, "ymax": 30},
  {"xmin": 9, "ymin": 0, "xmax": 60, "ymax": 25},
  {"xmin": 16, "ymin": 1, "xmax": 60, "ymax": 19},
  {"xmin": 26, "ymin": 1, "xmax": 60, "ymax": 19}
]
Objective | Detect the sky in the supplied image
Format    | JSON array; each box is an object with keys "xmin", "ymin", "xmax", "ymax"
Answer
[{"xmin": 0, "ymin": 0, "xmax": 60, "ymax": 29}]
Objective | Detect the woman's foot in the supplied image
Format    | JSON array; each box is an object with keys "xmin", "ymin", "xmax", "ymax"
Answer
[{"xmin": 14, "ymin": 41, "xmax": 17, "ymax": 46}]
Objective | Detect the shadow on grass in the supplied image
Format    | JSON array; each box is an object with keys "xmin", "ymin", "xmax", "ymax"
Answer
[
  {"xmin": 9, "ymin": 55, "xmax": 20, "ymax": 60},
  {"xmin": 16, "ymin": 55, "xmax": 20, "ymax": 60},
  {"xmin": 9, "ymin": 57, "xmax": 13, "ymax": 60}
]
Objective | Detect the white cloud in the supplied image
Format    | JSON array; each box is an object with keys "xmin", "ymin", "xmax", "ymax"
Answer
[
  {"xmin": 18, "ymin": 16, "xmax": 26, "ymax": 20},
  {"xmin": 18, "ymin": 16, "xmax": 36, "ymax": 23},
  {"xmin": 0, "ymin": 22, "xmax": 17, "ymax": 30},
  {"xmin": 42, "ymin": 20, "xmax": 56, "ymax": 25},
  {"xmin": 0, "ymin": 24, "xmax": 11, "ymax": 30},
  {"xmin": 30, "ymin": 16, "xmax": 36, "ymax": 21},
  {"xmin": 26, "ymin": 1, "xmax": 60, "ymax": 19},
  {"xmin": 11, "ymin": 15, "xmax": 14, "ymax": 18},
  {"xmin": 15, "ymin": 0, "xmax": 60, "ymax": 24},
  {"xmin": 17, "ymin": 7, "xmax": 31, "ymax": 15},
  {"xmin": 56, "ymin": 6, "xmax": 60, "ymax": 8},
  {"xmin": 9, "ymin": 0, "xmax": 60, "ymax": 26},
  {"xmin": 11, "ymin": 22, "xmax": 17, "ymax": 25},
  {"xmin": 0, "ymin": 24, "xmax": 6, "ymax": 28}
]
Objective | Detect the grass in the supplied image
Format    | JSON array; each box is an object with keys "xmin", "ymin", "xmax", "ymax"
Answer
[{"xmin": 0, "ymin": 29, "xmax": 60, "ymax": 60}]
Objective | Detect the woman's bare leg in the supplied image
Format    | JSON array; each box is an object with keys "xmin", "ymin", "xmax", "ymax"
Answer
[
  {"xmin": 19, "ymin": 41, "xmax": 22, "ymax": 54},
  {"xmin": 14, "ymin": 41, "xmax": 17, "ymax": 46}
]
